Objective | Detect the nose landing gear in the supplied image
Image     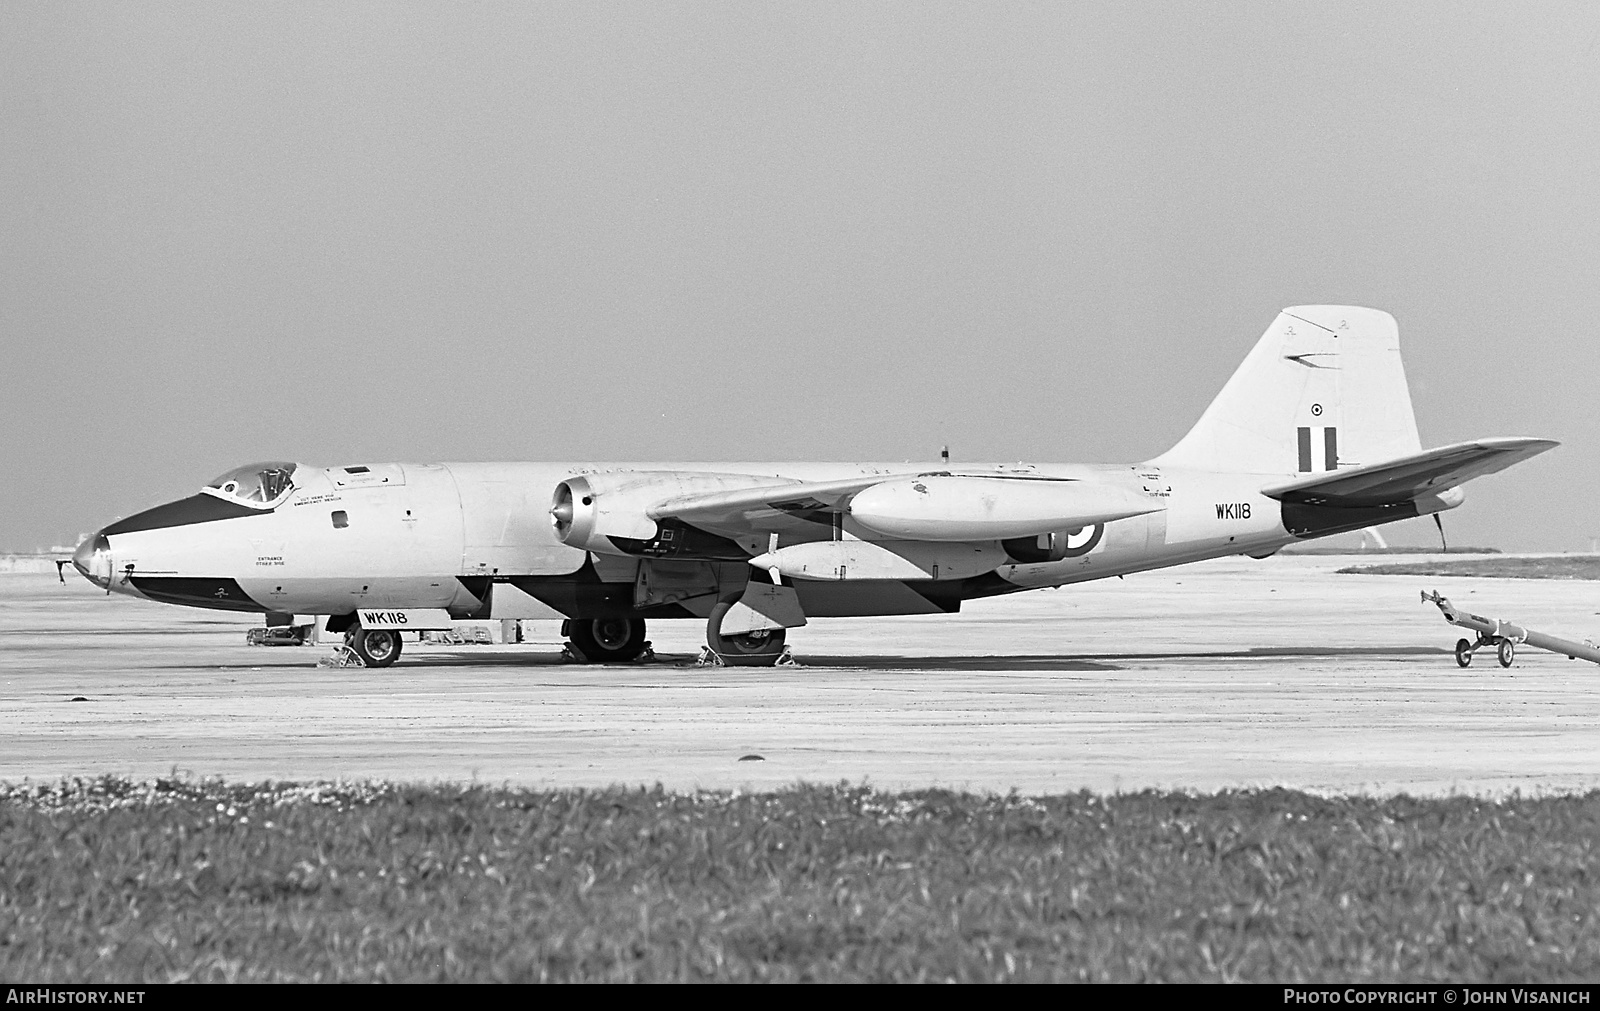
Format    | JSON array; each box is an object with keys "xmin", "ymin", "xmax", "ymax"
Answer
[{"xmin": 345, "ymin": 626, "xmax": 403, "ymax": 668}]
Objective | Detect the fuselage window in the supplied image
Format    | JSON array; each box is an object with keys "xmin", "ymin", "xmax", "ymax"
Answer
[{"xmin": 331, "ymin": 510, "xmax": 349, "ymax": 529}]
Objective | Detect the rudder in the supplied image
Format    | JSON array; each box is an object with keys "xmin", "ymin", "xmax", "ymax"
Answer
[{"xmin": 1151, "ymin": 305, "xmax": 1421, "ymax": 474}]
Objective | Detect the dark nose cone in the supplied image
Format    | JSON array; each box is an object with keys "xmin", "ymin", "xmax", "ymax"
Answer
[{"xmin": 72, "ymin": 532, "xmax": 110, "ymax": 588}]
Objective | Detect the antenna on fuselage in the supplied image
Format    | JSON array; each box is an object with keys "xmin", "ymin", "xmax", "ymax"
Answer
[{"xmin": 940, "ymin": 445, "xmax": 949, "ymax": 465}]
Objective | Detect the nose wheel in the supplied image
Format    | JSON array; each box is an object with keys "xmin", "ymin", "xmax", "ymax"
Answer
[{"xmin": 345, "ymin": 627, "xmax": 403, "ymax": 668}]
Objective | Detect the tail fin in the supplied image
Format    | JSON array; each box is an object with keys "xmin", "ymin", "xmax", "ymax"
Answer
[{"xmin": 1152, "ymin": 305, "xmax": 1422, "ymax": 474}]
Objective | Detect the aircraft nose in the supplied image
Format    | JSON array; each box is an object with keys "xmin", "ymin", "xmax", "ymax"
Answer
[{"xmin": 72, "ymin": 531, "xmax": 111, "ymax": 588}]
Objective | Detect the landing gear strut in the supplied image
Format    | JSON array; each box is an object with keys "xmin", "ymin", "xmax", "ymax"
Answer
[
  {"xmin": 705, "ymin": 601, "xmax": 787, "ymax": 667},
  {"xmin": 565, "ymin": 618, "xmax": 649, "ymax": 663},
  {"xmin": 345, "ymin": 627, "xmax": 402, "ymax": 668}
]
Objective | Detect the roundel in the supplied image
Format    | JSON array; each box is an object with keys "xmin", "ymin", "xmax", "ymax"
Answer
[{"xmin": 1060, "ymin": 524, "xmax": 1103, "ymax": 557}]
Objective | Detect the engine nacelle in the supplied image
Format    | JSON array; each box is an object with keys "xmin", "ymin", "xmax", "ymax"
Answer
[
  {"xmin": 549, "ymin": 471, "xmax": 782, "ymax": 556},
  {"xmin": 1000, "ymin": 525, "xmax": 1105, "ymax": 563}
]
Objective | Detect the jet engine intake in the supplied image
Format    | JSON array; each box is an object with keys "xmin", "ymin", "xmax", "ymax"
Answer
[{"xmin": 549, "ymin": 475, "xmax": 660, "ymax": 554}]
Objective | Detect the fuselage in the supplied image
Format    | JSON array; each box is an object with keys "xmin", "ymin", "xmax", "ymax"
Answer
[{"xmin": 74, "ymin": 457, "xmax": 1440, "ymax": 624}]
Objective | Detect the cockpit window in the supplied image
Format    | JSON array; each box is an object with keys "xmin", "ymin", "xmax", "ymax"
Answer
[{"xmin": 202, "ymin": 462, "xmax": 299, "ymax": 507}]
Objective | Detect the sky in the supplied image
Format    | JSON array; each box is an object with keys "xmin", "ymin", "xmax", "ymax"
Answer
[{"xmin": 2, "ymin": 1, "xmax": 1597, "ymax": 552}]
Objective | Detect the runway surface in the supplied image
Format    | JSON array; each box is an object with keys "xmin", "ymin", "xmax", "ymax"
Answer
[{"xmin": 4, "ymin": 556, "xmax": 1599, "ymax": 794}]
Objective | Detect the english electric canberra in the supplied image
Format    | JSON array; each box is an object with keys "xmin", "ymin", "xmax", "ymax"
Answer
[{"xmin": 73, "ymin": 306, "xmax": 1555, "ymax": 667}]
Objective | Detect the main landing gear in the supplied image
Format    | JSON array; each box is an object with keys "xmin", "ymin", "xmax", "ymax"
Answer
[
  {"xmin": 1454, "ymin": 634, "xmax": 1516, "ymax": 669},
  {"xmin": 704, "ymin": 600, "xmax": 787, "ymax": 667},
  {"xmin": 563, "ymin": 618, "xmax": 651, "ymax": 663},
  {"xmin": 558, "ymin": 609, "xmax": 789, "ymax": 667}
]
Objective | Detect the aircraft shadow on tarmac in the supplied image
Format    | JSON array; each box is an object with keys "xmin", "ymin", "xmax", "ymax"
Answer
[
  {"xmin": 289, "ymin": 650, "xmax": 1126, "ymax": 672},
  {"xmin": 277, "ymin": 644, "xmax": 1447, "ymax": 673}
]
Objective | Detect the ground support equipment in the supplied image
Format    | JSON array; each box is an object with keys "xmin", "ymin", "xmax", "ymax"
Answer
[
  {"xmin": 246, "ymin": 626, "xmax": 309, "ymax": 647},
  {"xmin": 1422, "ymin": 590, "xmax": 1600, "ymax": 668}
]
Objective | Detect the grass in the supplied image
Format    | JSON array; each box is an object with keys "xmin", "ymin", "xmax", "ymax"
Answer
[
  {"xmin": 1338, "ymin": 556, "xmax": 1600, "ymax": 580},
  {"xmin": 4, "ymin": 779, "xmax": 1600, "ymax": 983}
]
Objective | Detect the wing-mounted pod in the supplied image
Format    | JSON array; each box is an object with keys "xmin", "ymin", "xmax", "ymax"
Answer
[{"xmin": 848, "ymin": 476, "xmax": 1161, "ymax": 542}]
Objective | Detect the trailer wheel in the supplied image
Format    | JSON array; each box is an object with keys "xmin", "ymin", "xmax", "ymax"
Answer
[
  {"xmin": 1497, "ymin": 639, "xmax": 1515, "ymax": 668},
  {"xmin": 1455, "ymin": 638, "xmax": 1473, "ymax": 668}
]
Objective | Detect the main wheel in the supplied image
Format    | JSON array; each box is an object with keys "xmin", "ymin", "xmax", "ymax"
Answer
[
  {"xmin": 1497, "ymin": 638, "xmax": 1516, "ymax": 668},
  {"xmin": 569, "ymin": 617, "xmax": 648, "ymax": 662},
  {"xmin": 1455, "ymin": 638, "xmax": 1473, "ymax": 668},
  {"xmin": 346, "ymin": 627, "xmax": 402, "ymax": 668},
  {"xmin": 706, "ymin": 601, "xmax": 786, "ymax": 667}
]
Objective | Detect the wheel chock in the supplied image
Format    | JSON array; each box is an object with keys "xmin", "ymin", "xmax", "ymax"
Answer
[
  {"xmin": 316, "ymin": 645, "xmax": 366, "ymax": 669},
  {"xmin": 696, "ymin": 646, "xmax": 725, "ymax": 667}
]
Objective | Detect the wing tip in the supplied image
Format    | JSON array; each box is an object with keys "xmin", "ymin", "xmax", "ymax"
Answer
[{"xmin": 1475, "ymin": 436, "xmax": 1560, "ymax": 454}]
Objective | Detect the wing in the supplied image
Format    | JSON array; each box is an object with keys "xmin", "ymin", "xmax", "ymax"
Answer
[
  {"xmin": 1261, "ymin": 438, "xmax": 1557, "ymax": 507},
  {"xmin": 652, "ymin": 471, "xmax": 1164, "ymax": 544},
  {"xmin": 649, "ymin": 474, "xmax": 917, "ymax": 534}
]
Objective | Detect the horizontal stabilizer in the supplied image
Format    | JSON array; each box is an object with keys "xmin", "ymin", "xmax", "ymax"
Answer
[{"xmin": 1262, "ymin": 438, "xmax": 1557, "ymax": 507}]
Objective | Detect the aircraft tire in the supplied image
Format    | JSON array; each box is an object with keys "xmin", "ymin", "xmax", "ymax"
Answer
[
  {"xmin": 347, "ymin": 627, "xmax": 402, "ymax": 668},
  {"xmin": 1455, "ymin": 638, "xmax": 1473, "ymax": 668},
  {"xmin": 706, "ymin": 601, "xmax": 786, "ymax": 667},
  {"xmin": 1497, "ymin": 639, "xmax": 1515, "ymax": 668},
  {"xmin": 569, "ymin": 618, "xmax": 648, "ymax": 663}
]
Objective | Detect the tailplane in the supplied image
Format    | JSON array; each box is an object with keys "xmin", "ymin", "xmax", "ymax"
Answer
[{"xmin": 1153, "ymin": 306, "xmax": 1422, "ymax": 474}]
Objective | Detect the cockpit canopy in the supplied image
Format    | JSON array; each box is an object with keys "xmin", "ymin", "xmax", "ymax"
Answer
[{"xmin": 202, "ymin": 462, "xmax": 299, "ymax": 507}]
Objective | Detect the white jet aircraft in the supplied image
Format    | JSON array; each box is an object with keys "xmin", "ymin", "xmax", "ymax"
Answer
[{"xmin": 73, "ymin": 306, "xmax": 1554, "ymax": 668}]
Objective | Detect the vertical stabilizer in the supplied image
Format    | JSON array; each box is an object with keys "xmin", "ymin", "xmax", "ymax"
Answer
[{"xmin": 1152, "ymin": 306, "xmax": 1422, "ymax": 474}]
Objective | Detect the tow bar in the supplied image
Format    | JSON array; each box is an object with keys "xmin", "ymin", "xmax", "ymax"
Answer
[{"xmin": 1422, "ymin": 589, "xmax": 1600, "ymax": 668}]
